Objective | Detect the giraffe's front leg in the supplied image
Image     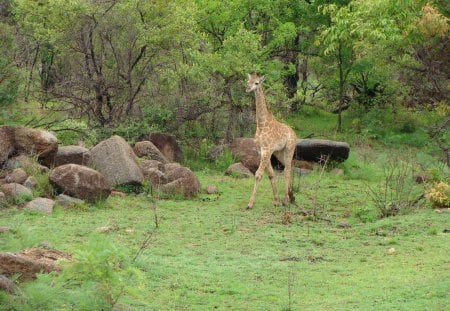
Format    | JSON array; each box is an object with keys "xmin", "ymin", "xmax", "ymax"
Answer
[
  {"xmin": 282, "ymin": 144, "xmax": 296, "ymax": 206},
  {"xmin": 247, "ymin": 151, "xmax": 270, "ymax": 209}
]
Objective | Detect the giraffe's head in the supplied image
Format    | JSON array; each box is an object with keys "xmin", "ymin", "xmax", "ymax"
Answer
[{"xmin": 246, "ymin": 74, "xmax": 266, "ymax": 93}]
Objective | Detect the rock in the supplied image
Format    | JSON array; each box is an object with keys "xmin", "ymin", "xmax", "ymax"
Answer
[
  {"xmin": 0, "ymin": 226, "xmax": 10, "ymax": 234},
  {"xmin": 3, "ymin": 155, "xmax": 49, "ymax": 173},
  {"xmin": 337, "ymin": 222, "xmax": 352, "ymax": 228},
  {"xmin": 207, "ymin": 144, "xmax": 229, "ymax": 161},
  {"xmin": 90, "ymin": 136, "xmax": 144, "ymax": 187},
  {"xmin": 413, "ymin": 173, "xmax": 432, "ymax": 184},
  {"xmin": 205, "ymin": 185, "xmax": 218, "ymax": 194},
  {"xmin": 133, "ymin": 141, "xmax": 168, "ymax": 163},
  {"xmin": 1, "ymin": 183, "xmax": 33, "ymax": 199},
  {"xmin": 225, "ymin": 163, "xmax": 254, "ymax": 178},
  {"xmin": 331, "ymin": 168, "xmax": 344, "ymax": 176},
  {"xmin": 56, "ymin": 194, "xmax": 84, "ymax": 207},
  {"xmin": 164, "ymin": 162, "xmax": 182, "ymax": 173},
  {"xmin": 54, "ymin": 145, "xmax": 91, "ymax": 167},
  {"xmin": 24, "ymin": 198, "xmax": 54, "ymax": 214},
  {"xmin": 5, "ymin": 168, "xmax": 28, "ymax": 184},
  {"xmin": 292, "ymin": 159, "xmax": 315, "ymax": 170},
  {"xmin": 142, "ymin": 167, "xmax": 167, "ymax": 186},
  {"xmin": 49, "ymin": 164, "xmax": 111, "ymax": 202},
  {"xmin": 161, "ymin": 166, "xmax": 200, "ymax": 198},
  {"xmin": 23, "ymin": 176, "xmax": 38, "ymax": 189},
  {"xmin": 293, "ymin": 167, "xmax": 312, "ymax": 176},
  {"xmin": 0, "ymin": 275, "xmax": 17, "ymax": 293},
  {"xmin": 230, "ymin": 138, "xmax": 260, "ymax": 173},
  {"xmin": 0, "ymin": 126, "xmax": 15, "ymax": 166},
  {"xmin": 140, "ymin": 159, "xmax": 165, "ymax": 172},
  {"xmin": 138, "ymin": 132, "xmax": 183, "ymax": 162},
  {"xmin": 295, "ymin": 139, "xmax": 350, "ymax": 163},
  {"xmin": 111, "ymin": 190, "xmax": 126, "ymax": 197},
  {"xmin": 14, "ymin": 127, "xmax": 58, "ymax": 167},
  {"xmin": 387, "ymin": 247, "xmax": 396, "ymax": 254},
  {"xmin": 0, "ymin": 248, "xmax": 71, "ymax": 281}
]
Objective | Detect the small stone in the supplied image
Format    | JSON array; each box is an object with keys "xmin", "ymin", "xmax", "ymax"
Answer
[
  {"xmin": 225, "ymin": 163, "xmax": 254, "ymax": 178},
  {"xmin": 0, "ymin": 226, "xmax": 11, "ymax": 234},
  {"xmin": 23, "ymin": 176, "xmax": 38, "ymax": 189},
  {"xmin": 24, "ymin": 198, "xmax": 54, "ymax": 214},
  {"xmin": 111, "ymin": 190, "xmax": 126, "ymax": 197},
  {"xmin": 205, "ymin": 185, "xmax": 218, "ymax": 194},
  {"xmin": 387, "ymin": 247, "xmax": 396, "ymax": 254},
  {"xmin": 96, "ymin": 226, "xmax": 114, "ymax": 233},
  {"xmin": 331, "ymin": 168, "xmax": 344, "ymax": 176},
  {"xmin": 293, "ymin": 168, "xmax": 312, "ymax": 176},
  {"xmin": 337, "ymin": 222, "xmax": 351, "ymax": 228}
]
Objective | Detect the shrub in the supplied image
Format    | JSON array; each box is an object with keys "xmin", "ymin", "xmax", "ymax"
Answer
[{"xmin": 425, "ymin": 182, "xmax": 450, "ymax": 208}]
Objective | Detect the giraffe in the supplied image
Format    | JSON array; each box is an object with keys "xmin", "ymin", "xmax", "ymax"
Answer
[{"xmin": 246, "ymin": 73, "xmax": 297, "ymax": 209}]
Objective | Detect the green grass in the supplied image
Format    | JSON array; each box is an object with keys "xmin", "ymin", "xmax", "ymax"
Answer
[{"xmin": 1, "ymin": 164, "xmax": 449, "ymax": 310}]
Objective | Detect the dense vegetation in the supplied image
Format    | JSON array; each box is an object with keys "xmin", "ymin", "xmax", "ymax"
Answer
[{"xmin": 0, "ymin": 0, "xmax": 449, "ymax": 310}]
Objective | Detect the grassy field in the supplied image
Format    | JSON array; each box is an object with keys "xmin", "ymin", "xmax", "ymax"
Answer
[
  {"xmin": 1, "ymin": 157, "xmax": 449, "ymax": 310},
  {"xmin": 1, "ymin": 108, "xmax": 449, "ymax": 310}
]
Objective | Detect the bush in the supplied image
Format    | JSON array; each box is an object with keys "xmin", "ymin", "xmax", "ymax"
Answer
[{"xmin": 425, "ymin": 182, "xmax": 450, "ymax": 208}]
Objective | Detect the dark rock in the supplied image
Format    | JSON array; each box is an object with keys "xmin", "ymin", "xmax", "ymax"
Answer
[
  {"xmin": 295, "ymin": 139, "xmax": 350, "ymax": 163},
  {"xmin": 49, "ymin": 164, "xmax": 111, "ymax": 202}
]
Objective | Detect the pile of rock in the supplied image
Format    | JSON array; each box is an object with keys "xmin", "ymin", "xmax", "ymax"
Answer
[{"xmin": 0, "ymin": 127, "xmax": 200, "ymax": 212}]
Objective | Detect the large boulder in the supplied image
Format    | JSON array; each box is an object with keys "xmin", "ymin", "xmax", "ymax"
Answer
[
  {"xmin": 0, "ymin": 248, "xmax": 71, "ymax": 281},
  {"xmin": 0, "ymin": 126, "xmax": 15, "ymax": 165},
  {"xmin": 90, "ymin": 135, "xmax": 144, "ymax": 187},
  {"xmin": 295, "ymin": 139, "xmax": 350, "ymax": 163},
  {"xmin": 13, "ymin": 127, "xmax": 58, "ymax": 167},
  {"xmin": 230, "ymin": 138, "xmax": 260, "ymax": 174},
  {"xmin": 49, "ymin": 164, "xmax": 111, "ymax": 202},
  {"xmin": 138, "ymin": 132, "xmax": 183, "ymax": 162},
  {"xmin": 133, "ymin": 141, "xmax": 168, "ymax": 163},
  {"xmin": 54, "ymin": 145, "xmax": 91, "ymax": 167}
]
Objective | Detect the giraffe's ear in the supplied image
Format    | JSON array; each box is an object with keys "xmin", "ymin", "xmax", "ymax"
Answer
[{"xmin": 260, "ymin": 75, "xmax": 266, "ymax": 82}]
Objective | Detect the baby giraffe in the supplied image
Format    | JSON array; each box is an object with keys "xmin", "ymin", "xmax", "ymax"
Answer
[{"xmin": 246, "ymin": 74, "xmax": 297, "ymax": 209}]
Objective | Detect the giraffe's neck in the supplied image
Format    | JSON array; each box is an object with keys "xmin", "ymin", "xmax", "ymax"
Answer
[{"xmin": 254, "ymin": 88, "xmax": 273, "ymax": 127}]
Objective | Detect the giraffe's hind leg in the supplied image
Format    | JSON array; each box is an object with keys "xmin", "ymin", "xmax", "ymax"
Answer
[
  {"xmin": 266, "ymin": 162, "xmax": 280, "ymax": 206},
  {"xmin": 247, "ymin": 150, "xmax": 271, "ymax": 209}
]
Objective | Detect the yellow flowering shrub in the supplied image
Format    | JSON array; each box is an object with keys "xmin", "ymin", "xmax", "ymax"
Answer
[{"xmin": 425, "ymin": 182, "xmax": 450, "ymax": 208}]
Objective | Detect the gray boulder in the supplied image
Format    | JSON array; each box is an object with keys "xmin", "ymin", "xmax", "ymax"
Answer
[
  {"xmin": 24, "ymin": 198, "xmax": 54, "ymax": 214},
  {"xmin": 56, "ymin": 194, "xmax": 84, "ymax": 207},
  {"xmin": 161, "ymin": 164, "xmax": 200, "ymax": 198},
  {"xmin": 49, "ymin": 164, "xmax": 111, "ymax": 202},
  {"xmin": 90, "ymin": 135, "xmax": 143, "ymax": 187},
  {"xmin": 54, "ymin": 145, "xmax": 91, "ymax": 167}
]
